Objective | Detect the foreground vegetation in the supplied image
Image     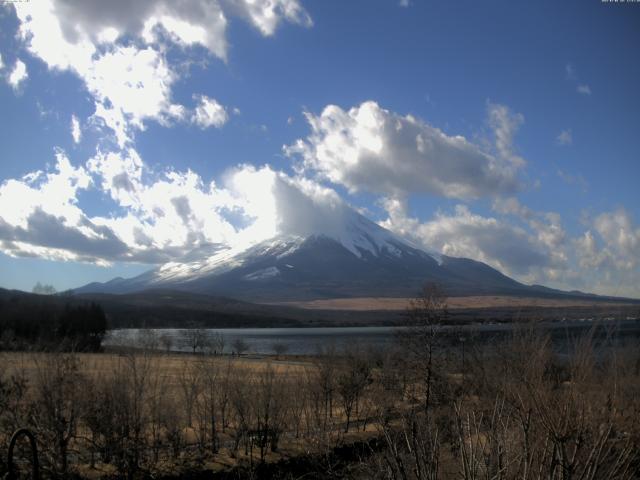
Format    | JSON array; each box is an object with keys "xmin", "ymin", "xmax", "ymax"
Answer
[{"xmin": 1, "ymin": 288, "xmax": 639, "ymax": 479}]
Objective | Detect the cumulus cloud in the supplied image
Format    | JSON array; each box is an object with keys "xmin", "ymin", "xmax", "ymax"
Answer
[
  {"xmin": 378, "ymin": 195, "xmax": 640, "ymax": 297},
  {"xmin": 225, "ymin": 0, "xmax": 313, "ymax": 36},
  {"xmin": 16, "ymin": 0, "xmax": 309, "ymax": 64},
  {"xmin": 286, "ymin": 101, "xmax": 525, "ymax": 200},
  {"xmin": 573, "ymin": 209, "xmax": 640, "ymax": 297},
  {"xmin": 556, "ymin": 129, "xmax": 572, "ymax": 146},
  {"xmin": 380, "ymin": 200, "xmax": 556, "ymax": 278},
  {"xmin": 492, "ymin": 197, "xmax": 568, "ymax": 275},
  {"xmin": 0, "ymin": 144, "xmax": 638, "ymax": 297},
  {"xmin": 0, "ymin": 148, "xmax": 227, "ymax": 264},
  {"xmin": 70, "ymin": 115, "xmax": 82, "ymax": 144},
  {"xmin": 0, "ymin": 145, "xmax": 358, "ymax": 266},
  {"xmin": 591, "ymin": 209, "xmax": 640, "ymax": 269},
  {"xmin": 13, "ymin": 0, "xmax": 310, "ymax": 145},
  {"xmin": 0, "ymin": 151, "xmax": 123, "ymax": 264},
  {"xmin": 192, "ymin": 95, "xmax": 228, "ymax": 129},
  {"xmin": 8, "ymin": 59, "xmax": 28, "ymax": 91},
  {"xmin": 85, "ymin": 45, "xmax": 187, "ymax": 145}
]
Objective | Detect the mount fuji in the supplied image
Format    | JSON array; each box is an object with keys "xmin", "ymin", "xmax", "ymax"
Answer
[{"xmin": 73, "ymin": 206, "xmax": 589, "ymax": 303}]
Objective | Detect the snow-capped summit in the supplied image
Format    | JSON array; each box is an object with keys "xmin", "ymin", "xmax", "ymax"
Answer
[
  {"xmin": 73, "ymin": 205, "xmax": 539, "ymax": 301},
  {"xmin": 73, "ymin": 172, "xmax": 585, "ymax": 301}
]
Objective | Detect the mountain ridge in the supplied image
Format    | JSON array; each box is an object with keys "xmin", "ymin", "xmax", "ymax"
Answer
[{"xmin": 72, "ymin": 208, "xmax": 637, "ymax": 303}]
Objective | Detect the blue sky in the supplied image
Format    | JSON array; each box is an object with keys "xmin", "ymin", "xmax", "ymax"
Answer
[{"xmin": 0, "ymin": 0, "xmax": 639, "ymax": 297}]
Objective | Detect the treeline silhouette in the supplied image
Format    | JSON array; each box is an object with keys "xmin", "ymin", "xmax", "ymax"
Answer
[{"xmin": 0, "ymin": 290, "xmax": 106, "ymax": 351}]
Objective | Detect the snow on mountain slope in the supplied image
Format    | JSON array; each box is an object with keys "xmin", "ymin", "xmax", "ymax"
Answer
[
  {"xmin": 71, "ymin": 173, "xmax": 627, "ymax": 302},
  {"xmin": 71, "ymin": 174, "xmax": 531, "ymax": 300},
  {"xmin": 142, "ymin": 208, "xmax": 442, "ymax": 286}
]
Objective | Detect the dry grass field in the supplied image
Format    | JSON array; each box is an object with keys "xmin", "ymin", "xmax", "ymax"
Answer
[
  {"xmin": 272, "ymin": 295, "xmax": 637, "ymax": 311},
  {"xmin": 2, "ymin": 312, "xmax": 640, "ymax": 479},
  {"xmin": 0, "ymin": 350, "xmax": 383, "ymax": 479}
]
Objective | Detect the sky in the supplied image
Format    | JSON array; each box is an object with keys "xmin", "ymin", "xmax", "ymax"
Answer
[{"xmin": 0, "ymin": 0, "xmax": 639, "ymax": 298}]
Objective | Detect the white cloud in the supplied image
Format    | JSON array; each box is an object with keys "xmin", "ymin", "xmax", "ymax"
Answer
[
  {"xmin": 0, "ymin": 148, "xmax": 237, "ymax": 264},
  {"xmin": 286, "ymin": 101, "xmax": 524, "ymax": 200},
  {"xmin": 573, "ymin": 209, "xmax": 640, "ymax": 297},
  {"xmin": 0, "ymin": 145, "xmax": 355, "ymax": 265},
  {"xmin": 2, "ymin": 0, "xmax": 316, "ymax": 265},
  {"xmin": 577, "ymin": 84, "xmax": 592, "ymax": 96},
  {"xmin": 556, "ymin": 129, "xmax": 572, "ymax": 146},
  {"xmin": 380, "ymin": 197, "xmax": 640, "ymax": 297},
  {"xmin": 226, "ymin": 0, "xmax": 313, "ymax": 36},
  {"xmin": 192, "ymin": 95, "xmax": 228, "ymax": 129},
  {"xmin": 492, "ymin": 196, "xmax": 567, "ymax": 271},
  {"xmin": 0, "ymin": 53, "xmax": 4, "ymax": 70},
  {"xmin": 0, "ymin": 145, "xmax": 638, "ymax": 298},
  {"xmin": 399, "ymin": 0, "xmax": 411, "ymax": 7},
  {"xmin": 8, "ymin": 59, "xmax": 28, "ymax": 91},
  {"xmin": 84, "ymin": 45, "xmax": 187, "ymax": 146},
  {"xmin": 592, "ymin": 209, "xmax": 640, "ymax": 269},
  {"xmin": 70, "ymin": 115, "xmax": 82, "ymax": 144},
  {"xmin": 380, "ymin": 200, "xmax": 558, "ymax": 279},
  {"xmin": 486, "ymin": 102, "xmax": 526, "ymax": 169},
  {"xmin": 0, "ymin": 151, "xmax": 90, "ymax": 230},
  {"xmin": 0, "ymin": 152, "xmax": 126, "ymax": 264},
  {"xmin": 13, "ymin": 0, "xmax": 310, "ymax": 145}
]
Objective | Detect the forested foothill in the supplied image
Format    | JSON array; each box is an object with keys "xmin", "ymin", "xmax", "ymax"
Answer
[{"xmin": 0, "ymin": 289, "xmax": 106, "ymax": 351}]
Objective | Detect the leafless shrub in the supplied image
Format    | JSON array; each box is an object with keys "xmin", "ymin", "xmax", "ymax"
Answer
[
  {"xmin": 251, "ymin": 363, "xmax": 289, "ymax": 460},
  {"xmin": 337, "ymin": 349, "xmax": 372, "ymax": 432},
  {"xmin": 177, "ymin": 359, "xmax": 201, "ymax": 428},
  {"xmin": 194, "ymin": 355, "xmax": 220, "ymax": 454},
  {"xmin": 30, "ymin": 352, "xmax": 84, "ymax": 477}
]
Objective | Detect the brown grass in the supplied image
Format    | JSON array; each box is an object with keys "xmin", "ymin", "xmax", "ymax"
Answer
[
  {"xmin": 269, "ymin": 295, "xmax": 636, "ymax": 311},
  {"xmin": 0, "ymin": 351, "xmax": 310, "ymax": 388}
]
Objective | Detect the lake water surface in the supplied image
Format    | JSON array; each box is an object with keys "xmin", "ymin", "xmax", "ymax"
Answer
[{"xmin": 104, "ymin": 318, "xmax": 640, "ymax": 355}]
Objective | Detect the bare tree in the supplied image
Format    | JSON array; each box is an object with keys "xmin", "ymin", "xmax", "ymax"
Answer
[
  {"xmin": 211, "ymin": 332, "xmax": 225, "ymax": 355},
  {"xmin": 137, "ymin": 329, "xmax": 159, "ymax": 351},
  {"xmin": 251, "ymin": 364, "xmax": 289, "ymax": 461},
  {"xmin": 181, "ymin": 328, "xmax": 209, "ymax": 354},
  {"xmin": 177, "ymin": 359, "xmax": 201, "ymax": 427},
  {"xmin": 313, "ymin": 344, "xmax": 338, "ymax": 432},
  {"xmin": 397, "ymin": 283, "xmax": 448, "ymax": 414},
  {"xmin": 272, "ymin": 342, "xmax": 289, "ymax": 358},
  {"xmin": 31, "ymin": 353, "xmax": 84, "ymax": 477},
  {"xmin": 0, "ymin": 355, "xmax": 29, "ymax": 455},
  {"xmin": 195, "ymin": 355, "xmax": 220, "ymax": 454},
  {"xmin": 337, "ymin": 351, "xmax": 371, "ymax": 432},
  {"xmin": 232, "ymin": 338, "xmax": 249, "ymax": 356}
]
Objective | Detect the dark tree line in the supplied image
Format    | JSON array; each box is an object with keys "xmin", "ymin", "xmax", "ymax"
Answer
[{"xmin": 0, "ymin": 293, "xmax": 107, "ymax": 351}]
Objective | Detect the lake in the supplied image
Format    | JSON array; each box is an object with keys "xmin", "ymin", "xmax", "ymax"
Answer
[{"xmin": 104, "ymin": 318, "xmax": 640, "ymax": 355}]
